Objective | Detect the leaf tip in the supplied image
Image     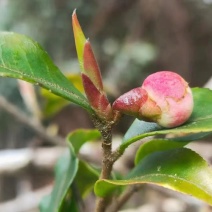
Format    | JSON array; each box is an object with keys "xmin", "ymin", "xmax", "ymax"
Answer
[
  {"xmin": 72, "ymin": 9, "xmax": 78, "ymax": 24},
  {"xmin": 73, "ymin": 8, "xmax": 77, "ymax": 15}
]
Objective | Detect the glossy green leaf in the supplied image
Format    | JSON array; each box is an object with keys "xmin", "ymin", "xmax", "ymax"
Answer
[
  {"xmin": 121, "ymin": 88, "xmax": 212, "ymax": 152},
  {"xmin": 95, "ymin": 148, "xmax": 212, "ymax": 206},
  {"xmin": 0, "ymin": 32, "xmax": 92, "ymax": 112},
  {"xmin": 135, "ymin": 132, "xmax": 212, "ymax": 164},
  {"xmin": 135, "ymin": 139, "xmax": 187, "ymax": 165},
  {"xmin": 40, "ymin": 143, "xmax": 78, "ymax": 212},
  {"xmin": 67, "ymin": 128, "xmax": 101, "ymax": 154}
]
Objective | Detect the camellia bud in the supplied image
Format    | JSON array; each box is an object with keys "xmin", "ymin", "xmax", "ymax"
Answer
[{"xmin": 113, "ymin": 71, "xmax": 194, "ymax": 128}]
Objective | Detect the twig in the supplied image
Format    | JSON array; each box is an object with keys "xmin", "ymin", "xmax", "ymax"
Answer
[
  {"xmin": 0, "ymin": 147, "xmax": 66, "ymax": 175},
  {"xmin": 92, "ymin": 117, "xmax": 114, "ymax": 212},
  {"xmin": 95, "ymin": 138, "xmax": 113, "ymax": 211},
  {"xmin": 110, "ymin": 185, "xmax": 142, "ymax": 212},
  {"xmin": 0, "ymin": 95, "xmax": 64, "ymax": 145}
]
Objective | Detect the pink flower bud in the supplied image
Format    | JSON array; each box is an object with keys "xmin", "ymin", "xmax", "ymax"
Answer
[{"xmin": 113, "ymin": 71, "xmax": 193, "ymax": 128}]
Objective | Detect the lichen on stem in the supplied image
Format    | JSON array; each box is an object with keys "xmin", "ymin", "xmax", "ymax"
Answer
[{"xmin": 92, "ymin": 114, "xmax": 119, "ymax": 212}]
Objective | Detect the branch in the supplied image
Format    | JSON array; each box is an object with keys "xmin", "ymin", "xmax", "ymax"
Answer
[
  {"xmin": 0, "ymin": 95, "xmax": 64, "ymax": 145},
  {"xmin": 93, "ymin": 117, "xmax": 114, "ymax": 212},
  {"xmin": 110, "ymin": 185, "xmax": 142, "ymax": 212},
  {"xmin": 0, "ymin": 147, "xmax": 66, "ymax": 175}
]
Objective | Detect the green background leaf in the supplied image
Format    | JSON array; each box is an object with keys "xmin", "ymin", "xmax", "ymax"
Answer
[
  {"xmin": 121, "ymin": 88, "xmax": 212, "ymax": 151},
  {"xmin": 75, "ymin": 160, "xmax": 99, "ymax": 198},
  {"xmin": 40, "ymin": 143, "xmax": 78, "ymax": 212},
  {"xmin": 67, "ymin": 128, "xmax": 101, "ymax": 154},
  {"xmin": 95, "ymin": 148, "xmax": 212, "ymax": 206},
  {"xmin": 0, "ymin": 32, "xmax": 91, "ymax": 112},
  {"xmin": 40, "ymin": 128, "xmax": 101, "ymax": 211},
  {"xmin": 67, "ymin": 129, "xmax": 101, "ymax": 198},
  {"xmin": 41, "ymin": 74, "xmax": 84, "ymax": 117}
]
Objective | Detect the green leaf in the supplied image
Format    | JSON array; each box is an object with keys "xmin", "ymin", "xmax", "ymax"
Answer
[
  {"xmin": 66, "ymin": 129, "xmax": 101, "ymax": 199},
  {"xmin": 95, "ymin": 148, "xmax": 212, "ymax": 206},
  {"xmin": 67, "ymin": 128, "xmax": 101, "ymax": 154},
  {"xmin": 75, "ymin": 160, "xmax": 99, "ymax": 198},
  {"xmin": 135, "ymin": 132, "xmax": 211, "ymax": 165},
  {"xmin": 121, "ymin": 88, "xmax": 212, "ymax": 151},
  {"xmin": 40, "ymin": 143, "xmax": 78, "ymax": 212},
  {"xmin": 41, "ymin": 89, "xmax": 70, "ymax": 118},
  {"xmin": 135, "ymin": 139, "xmax": 188, "ymax": 165},
  {"xmin": 40, "ymin": 128, "xmax": 101, "ymax": 212},
  {"xmin": 0, "ymin": 32, "xmax": 92, "ymax": 112},
  {"xmin": 60, "ymin": 190, "xmax": 79, "ymax": 212}
]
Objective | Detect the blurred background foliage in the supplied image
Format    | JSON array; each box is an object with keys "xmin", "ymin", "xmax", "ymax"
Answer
[{"xmin": 0, "ymin": 0, "xmax": 212, "ymax": 211}]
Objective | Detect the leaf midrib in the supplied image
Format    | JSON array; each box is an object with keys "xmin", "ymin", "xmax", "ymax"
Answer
[{"xmin": 0, "ymin": 64, "xmax": 92, "ymax": 111}]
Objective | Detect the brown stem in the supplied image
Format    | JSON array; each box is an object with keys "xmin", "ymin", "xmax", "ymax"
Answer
[
  {"xmin": 100, "ymin": 141, "xmax": 113, "ymax": 179},
  {"xmin": 0, "ymin": 95, "xmax": 64, "ymax": 145},
  {"xmin": 92, "ymin": 116, "xmax": 114, "ymax": 212},
  {"xmin": 93, "ymin": 112, "xmax": 123, "ymax": 212},
  {"xmin": 110, "ymin": 185, "xmax": 142, "ymax": 212},
  {"xmin": 95, "ymin": 142, "xmax": 113, "ymax": 212}
]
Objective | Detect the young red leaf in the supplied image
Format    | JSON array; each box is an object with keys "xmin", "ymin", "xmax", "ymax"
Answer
[
  {"xmin": 83, "ymin": 40, "xmax": 103, "ymax": 91},
  {"xmin": 72, "ymin": 10, "xmax": 113, "ymax": 120},
  {"xmin": 72, "ymin": 9, "xmax": 86, "ymax": 71},
  {"xmin": 82, "ymin": 73, "xmax": 113, "ymax": 119}
]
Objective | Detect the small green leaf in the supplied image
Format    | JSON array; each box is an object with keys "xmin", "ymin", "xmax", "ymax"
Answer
[
  {"xmin": 121, "ymin": 88, "xmax": 212, "ymax": 151},
  {"xmin": 40, "ymin": 128, "xmax": 101, "ymax": 212},
  {"xmin": 67, "ymin": 128, "xmax": 101, "ymax": 154},
  {"xmin": 75, "ymin": 160, "xmax": 99, "ymax": 197},
  {"xmin": 95, "ymin": 148, "xmax": 212, "ymax": 206},
  {"xmin": 0, "ymin": 32, "xmax": 92, "ymax": 112},
  {"xmin": 40, "ymin": 143, "xmax": 78, "ymax": 212}
]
